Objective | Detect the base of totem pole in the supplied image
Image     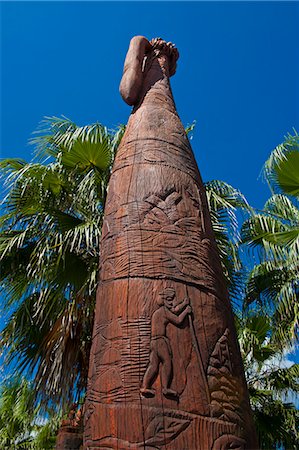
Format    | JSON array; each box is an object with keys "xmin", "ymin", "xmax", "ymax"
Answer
[{"xmin": 84, "ymin": 403, "xmax": 246, "ymax": 449}]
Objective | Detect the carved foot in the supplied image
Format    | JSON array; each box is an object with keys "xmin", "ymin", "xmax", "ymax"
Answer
[
  {"xmin": 162, "ymin": 388, "xmax": 179, "ymax": 399},
  {"xmin": 140, "ymin": 387, "xmax": 156, "ymax": 397}
]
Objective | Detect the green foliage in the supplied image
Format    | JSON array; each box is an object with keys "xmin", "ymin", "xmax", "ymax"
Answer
[
  {"xmin": 238, "ymin": 132, "xmax": 299, "ymax": 448},
  {"xmin": 275, "ymin": 150, "xmax": 299, "ymax": 197},
  {"xmin": 0, "ymin": 375, "xmax": 59, "ymax": 449},
  {"xmin": 236, "ymin": 311, "xmax": 299, "ymax": 449},
  {"xmin": 0, "ymin": 377, "xmax": 35, "ymax": 448},
  {"xmin": 31, "ymin": 416, "xmax": 60, "ymax": 450},
  {"xmin": 0, "ymin": 117, "xmax": 124, "ymax": 409},
  {"xmin": 263, "ymin": 131, "xmax": 299, "ymax": 196},
  {"xmin": 253, "ymin": 399, "xmax": 298, "ymax": 449},
  {"xmin": 237, "ymin": 313, "xmax": 275, "ymax": 366},
  {"xmin": 242, "ymin": 133, "xmax": 299, "ymax": 346},
  {"xmin": 205, "ymin": 179, "xmax": 251, "ymax": 305},
  {"xmin": 185, "ymin": 120, "xmax": 196, "ymax": 139}
]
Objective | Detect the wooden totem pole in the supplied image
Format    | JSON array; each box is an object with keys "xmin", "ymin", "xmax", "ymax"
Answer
[{"xmin": 84, "ymin": 36, "xmax": 257, "ymax": 449}]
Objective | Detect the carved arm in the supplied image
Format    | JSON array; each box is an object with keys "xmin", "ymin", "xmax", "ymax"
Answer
[
  {"xmin": 165, "ymin": 305, "xmax": 191, "ymax": 325},
  {"xmin": 119, "ymin": 36, "xmax": 151, "ymax": 106},
  {"xmin": 173, "ymin": 297, "xmax": 190, "ymax": 314}
]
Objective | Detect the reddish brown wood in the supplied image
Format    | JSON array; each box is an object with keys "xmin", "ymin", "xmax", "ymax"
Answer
[
  {"xmin": 84, "ymin": 36, "xmax": 258, "ymax": 449},
  {"xmin": 56, "ymin": 404, "xmax": 83, "ymax": 450}
]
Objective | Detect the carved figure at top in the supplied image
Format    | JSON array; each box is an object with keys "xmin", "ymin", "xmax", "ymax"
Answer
[
  {"xmin": 140, "ymin": 288, "xmax": 191, "ymax": 399},
  {"xmin": 120, "ymin": 36, "xmax": 179, "ymax": 106}
]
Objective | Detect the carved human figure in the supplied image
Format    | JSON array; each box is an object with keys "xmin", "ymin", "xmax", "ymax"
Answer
[{"xmin": 140, "ymin": 288, "xmax": 191, "ymax": 399}]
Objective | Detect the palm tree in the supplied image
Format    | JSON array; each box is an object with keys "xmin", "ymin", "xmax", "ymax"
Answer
[
  {"xmin": 0, "ymin": 116, "xmax": 123, "ymax": 409},
  {"xmin": 239, "ymin": 132, "xmax": 299, "ymax": 448},
  {"xmin": 31, "ymin": 411, "xmax": 60, "ymax": 450},
  {"xmin": 0, "ymin": 375, "xmax": 60, "ymax": 449},
  {"xmin": 0, "ymin": 376, "xmax": 34, "ymax": 448},
  {"xmin": 242, "ymin": 132, "xmax": 299, "ymax": 346},
  {"xmin": 205, "ymin": 179, "xmax": 251, "ymax": 305},
  {"xmin": 236, "ymin": 312, "xmax": 299, "ymax": 449}
]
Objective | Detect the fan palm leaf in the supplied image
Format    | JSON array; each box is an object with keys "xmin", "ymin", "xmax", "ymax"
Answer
[{"xmin": 263, "ymin": 131, "xmax": 299, "ymax": 194}]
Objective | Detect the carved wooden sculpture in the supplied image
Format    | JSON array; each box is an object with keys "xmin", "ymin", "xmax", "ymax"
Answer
[
  {"xmin": 84, "ymin": 36, "xmax": 258, "ymax": 449},
  {"xmin": 56, "ymin": 404, "xmax": 83, "ymax": 450}
]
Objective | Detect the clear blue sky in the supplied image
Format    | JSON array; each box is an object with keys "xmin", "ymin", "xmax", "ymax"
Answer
[
  {"xmin": 1, "ymin": 1, "xmax": 298, "ymax": 208},
  {"xmin": 1, "ymin": 1, "xmax": 299, "ymax": 364}
]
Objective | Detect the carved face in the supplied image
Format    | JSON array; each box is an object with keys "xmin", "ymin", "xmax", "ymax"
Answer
[
  {"xmin": 164, "ymin": 292, "xmax": 176, "ymax": 309},
  {"xmin": 158, "ymin": 287, "xmax": 176, "ymax": 308}
]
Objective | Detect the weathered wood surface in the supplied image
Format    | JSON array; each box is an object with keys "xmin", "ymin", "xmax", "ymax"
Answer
[{"xmin": 84, "ymin": 36, "xmax": 258, "ymax": 450}]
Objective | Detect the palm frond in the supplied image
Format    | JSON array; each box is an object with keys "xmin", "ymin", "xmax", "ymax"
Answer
[
  {"xmin": 205, "ymin": 180, "xmax": 252, "ymax": 301},
  {"xmin": 263, "ymin": 131, "xmax": 299, "ymax": 196},
  {"xmin": 185, "ymin": 120, "xmax": 196, "ymax": 139},
  {"xmin": 0, "ymin": 116, "xmax": 121, "ymax": 408},
  {"xmin": 30, "ymin": 116, "xmax": 77, "ymax": 159},
  {"xmin": 0, "ymin": 158, "xmax": 28, "ymax": 172},
  {"xmin": 266, "ymin": 364, "xmax": 299, "ymax": 393},
  {"xmin": 61, "ymin": 129, "xmax": 112, "ymax": 171},
  {"xmin": 264, "ymin": 194, "xmax": 299, "ymax": 223},
  {"xmin": 252, "ymin": 399, "xmax": 299, "ymax": 450}
]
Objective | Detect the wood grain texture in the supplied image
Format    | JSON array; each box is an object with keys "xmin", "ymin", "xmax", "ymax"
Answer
[{"xmin": 83, "ymin": 37, "xmax": 258, "ymax": 450}]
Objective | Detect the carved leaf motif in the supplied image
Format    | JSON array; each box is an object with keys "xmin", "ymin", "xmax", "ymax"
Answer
[
  {"xmin": 97, "ymin": 368, "xmax": 123, "ymax": 393},
  {"xmin": 100, "ymin": 320, "xmax": 123, "ymax": 340},
  {"xmin": 85, "ymin": 436, "xmax": 157, "ymax": 449},
  {"xmin": 144, "ymin": 415, "xmax": 191, "ymax": 446},
  {"xmin": 208, "ymin": 329, "xmax": 244, "ymax": 425},
  {"xmin": 212, "ymin": 434, "xmax": 246, "ymax": 450}
]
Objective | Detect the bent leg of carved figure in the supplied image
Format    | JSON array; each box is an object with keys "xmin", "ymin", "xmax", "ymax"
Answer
[
  {"xmin": 140, "ymin": 343, "xmax": 160, "ymax": 397},
  {"xmin": 158, "ymin": 338, "xmax": 178, "ymax": 399}
]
